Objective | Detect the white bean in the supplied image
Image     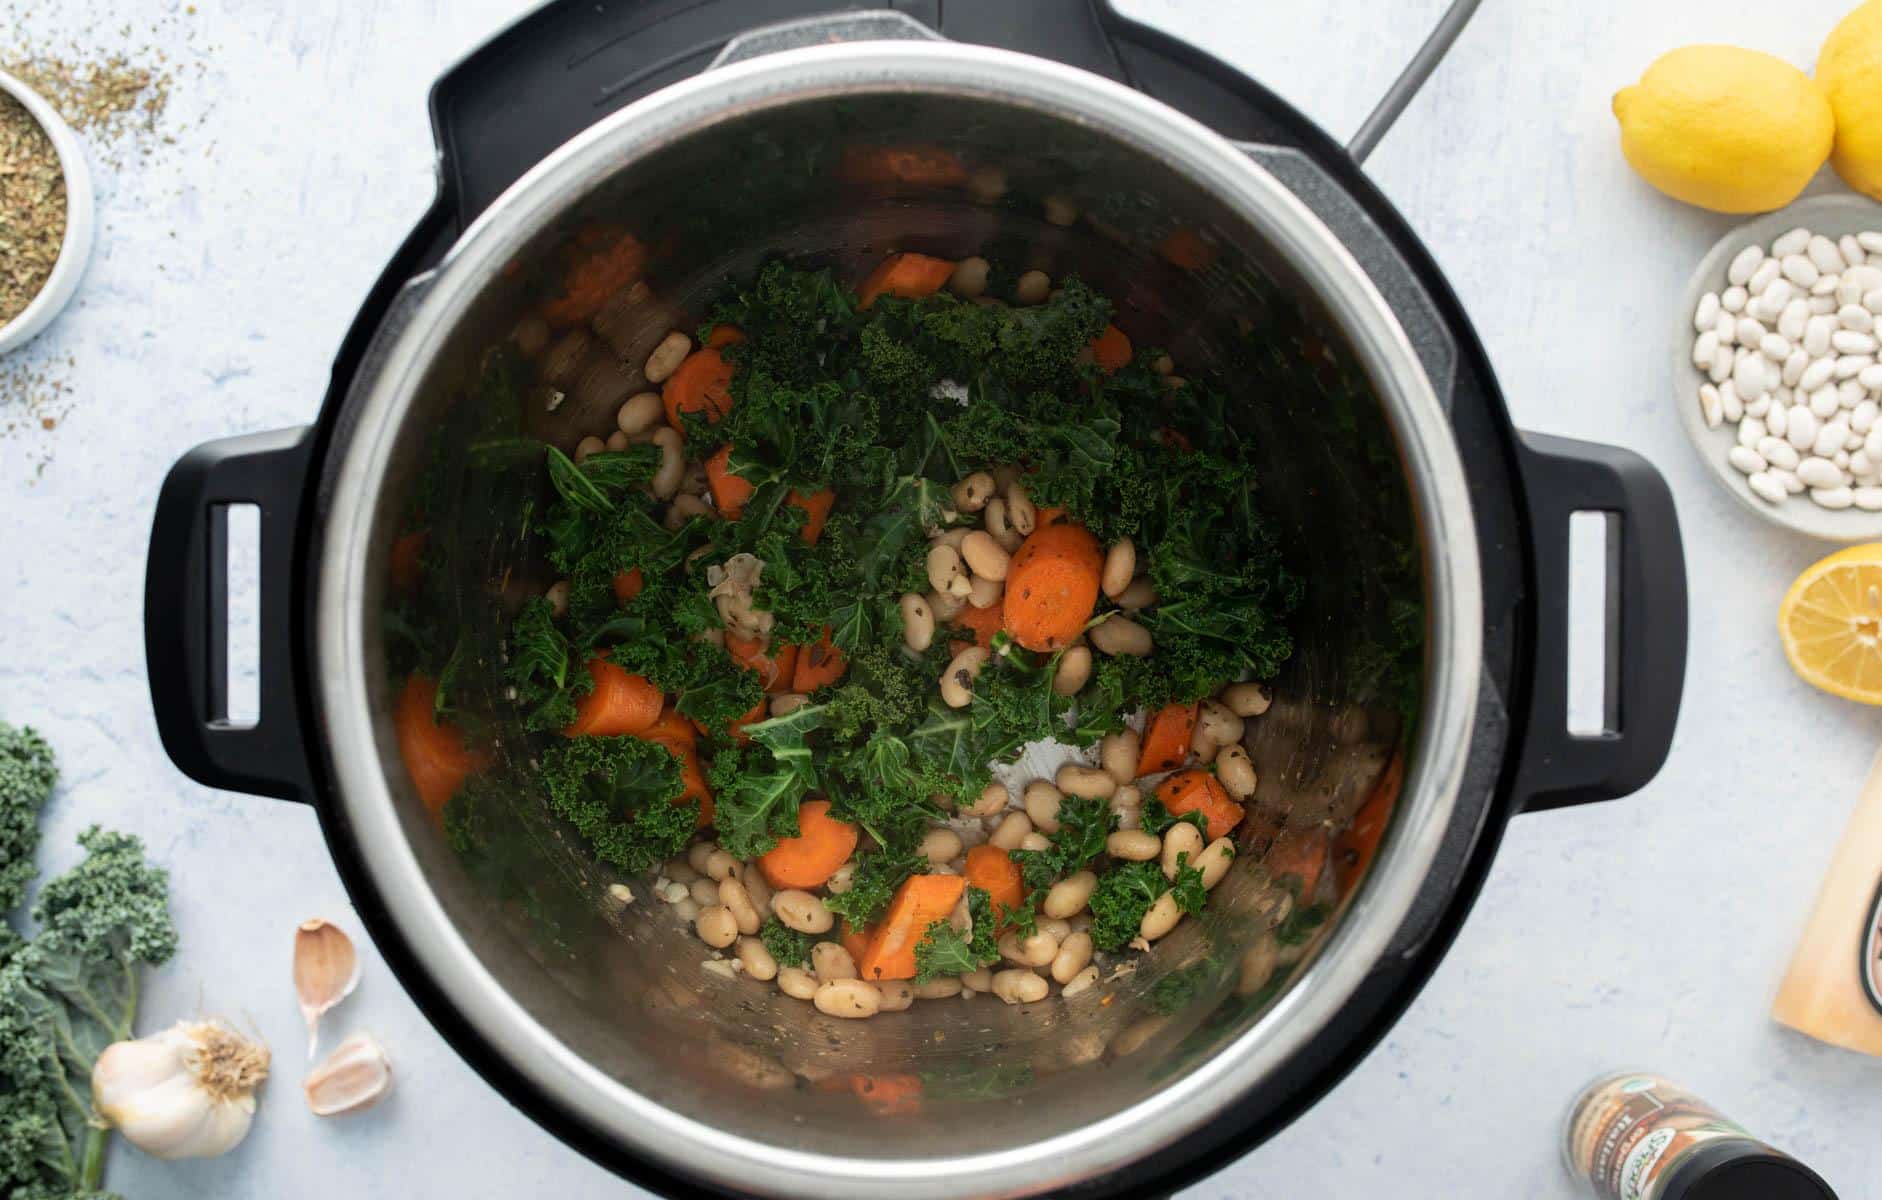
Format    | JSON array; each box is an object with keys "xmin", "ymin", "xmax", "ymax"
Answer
[
  {"xmin": 900, "ymin": 593, "xmax": 935, "ymax": 652},
  {"xmin": 876, "ymin": 980, "xmax": 915, "ymax": 1012},
  {"xmin": 1052, "ymin": 645, "xmax": 1093, "ymax": 696},
  {"xmin": 777, "ymin": 966, "xmax": 818, "ymax": 1000},
  {"xmin": 1139, "ymin": 892, "xmax": 1182, "ymax": 940},
  {"xmin": 1781, "ymin": 300, "xmax": 1811, "ymax": 342},
  {"xmin": 1016, "ymin": 831, "xmax": 1052, "ymax": 853},
  {"xmin": 1193, "ymin": 837, "xmax": 1236, "ymax": 889},
  {"xmin": 949, "ymin": 257, "xmax": 990, "ymax": 299},
  {"xmin": 1749, "ymin": 472, "xmax": 1787, "ymax": 504},
  {"xmin": 999, "ymin": 928, "xmax": 1059, "ymax": 968},
  {"xmin": 1813, "ymin": 486, "xmax": 1855, "ymax": 510},
  {"xmin": 1800, "ymin": 357, "xmax": 1836, "ymax": 392},
  {"xmin": 1728, "ymin": 244, "xmax": 1764, "ymax": 286},
  {"xmin": 1809, "ymin": 235, "xmax": 1847, "ymax": 274},
  {"xmin": 1733, "ymin": 354, "xmax": 1766, "ymax": 400},
  {"xmin": 1788, "ymin": 407, "xmax": 1820, "ymax": 452},
  {"xmin": 1107, "ymin": 830, "xmax": 1161, "ymax": 861},
  {"xmin": 1004, "ymin": 482, "xmax": 1036, "ymax": 535},
  {"xmin": 704, "ymin": 849, "xmax": 742, "ymax": 881},
  {"xmin": 687, "ymin": 876, "xmax": 720, "ymax": 906},
  {"xmin": 1695, "ymin": 291, "xmax": 1721, "ymax": 331},
  {"xmin": 1023, "ymin": 780, "xmax": 1063, "ymax": 832},
  {"xmin": 940, "ymin": 645, "xmax": 989, "ymax": 707},
  {"xmin": 1089, "ymin": 614, "xmax": 1153, "ymax": 657},
  {"xmin": 1750, "ymin": 257, "xmax": 1783, "ymax": 293},
  {"xmin": 992, "ymin": 969, "xmax": 1049, "ymax": 1004},
  {"xmin": 1050, "ymin": 932, "xmax": 1094, "ymax": 984},
  {"xmin": 960, "ymin": 530, "xmax": 1011, "ymax": 581},
  {"xmin": 1728, "ymin": 445, "xmax": 1767, "ymax": 475},
  {"xmin": 1220, "ymin": 682, "xmax": 1273, "ymax": 717},
  {"xmin": 1060, "ymin": 964, "xmax": 1101, "ymax": 998},
  {"xmin": 814, "ymin": 979, "xmax": 881, "ymax": 1018},
  {"xmin": 1809, "ymin": 383, "xmax": 1841, "ymax": 419},
  {"xmin": 736, "ymin": 936, "xmax": 779, "ymax": 981},
  {"xmin": 695, "ymin": 905, "xmax": 738, "ymax": 948},
  {"xmin": 1044, "ymin": 870, "xmax": 1098, "ymax": 919},
  {"xmin": 1161, "ymin": 821, "xmax": 1205, "ymax": 880},
  {"xmin": 719, "ymin": 878, "xmax": 762, "ymax": 935},
  {"xmin": 644, "ymin": 331, "xmax": 692, "ymax": 383},
  {"xmin": 1760, "ymin": 334, "xmax": 1792, "ymax": 362},
  {"xmin": 920, "ymin": 828, "xmax": 963, "ymax": 865},
  {"xmin": 1014, "ymin": 270, "xmax": 1051, "ymax": 305},
  {"xmin": 926, "ymin": 544, "xmax": 972, "ymax": 597},
  {"xmin": 968, "ymin": 572, "xmax": 1003, "ymax": 611},
  {"xmin": 650, "ymin": 427, "xmax": 684, "ymax": 499},
  {"xmin": 969, "ymin": 782, "xmax": 1010, "ymax": 818},
  {"xmin": 1102, "ymin": 539, "xmax": 1136, "ymax": 599},
  {"xmin": 772, "ymin": 889, "xmax": 834, "ymax": 934},
  {"xmin": 951, "ymin": 471, "xmax": 996, "ymax": 513},
  {"xmin": 1776, "ymin": 467, "xmax": 1805, "ymax": 494},
  {"xmin": 1100, "ymin": 729, "xmax": 1140, "ymax": 783},
  {"xmin": 1056, "ymin": 763, "xmax": 1118, "ymax": 799},
  {"xmin": 812, "ymin": 941, "xmax": 858, "ymax": 982},
  {"xmin": 1722, "ymin": 285, "xmax": 1749, "ymax": 313},
  {"xmin": 914, "ymin": 977, "xmax": 963, "ymax": 1000},
  {"xmin": 990, "ymin": 811, "xmax": 1034, "ymax": 851},
  {"xmin": 770, "ymin": 693, "xmax": 809, "ymax": 717},
  {"xmin": 1738, "ymin": 416, "xmax": 1765, "ymax": 448},
  {"xmin": 1806, "ymin": 317, "xmax": 1836, "ymax": 357},
  {"xmin": 1856, "ymin": 487, "xmax": 1882, "ymax": 511},
  {"xmin": 1774, "ymin": 228, "xmax": 1813, "ymax": 257},
  {"xmin": 1838, "ymin": 355, "xmax": 1875, "ymax": 380},
  {"xmin": 927, "ymin": 587, "xmax": 965, "ymax": 622},
  {"xmin": 1215, "ymin": 743, "xmax": 1258, "ymax": 799},
  {"xmin": 1798, "ymin": 457, "xmax": 1845, "ymax": 489},
  {"xmin": 1835, "ymin": 330, "xmax": 1880, "ymax": 355},
  {"xmin": 573, "ymin": 435, "xmax": 607, "ymax": 465},
  {"xmin": 1736, "ymin": 317, "xmax": 1766, "ymax": 347},
  {"xmin": 1783, "ymin": 255, "xmax": 1821, "ymax": 287},
  {"xmin": 1842, "ymin": 305, "xmax": 1876, "ymax": 333}
]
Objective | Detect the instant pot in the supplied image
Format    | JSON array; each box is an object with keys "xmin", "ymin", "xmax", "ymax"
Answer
[{"xmin": 145, "ymin": 2, "xmax": 1689, "ymax": 1196}]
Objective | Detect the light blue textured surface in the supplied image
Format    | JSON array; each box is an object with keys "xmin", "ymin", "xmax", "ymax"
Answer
[{"xmin": 0, "ymin": 2, "xmax": 1874, "ymax": 1196}]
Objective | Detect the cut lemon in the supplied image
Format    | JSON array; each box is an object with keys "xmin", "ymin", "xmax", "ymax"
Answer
[{"xmin": 1779, "ymin": 544, "xmax": 1882, "ymax": 704}]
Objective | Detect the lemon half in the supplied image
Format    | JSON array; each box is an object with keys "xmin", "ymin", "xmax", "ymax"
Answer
[{"xmin": 1780, "ymin": 543, "xmax": 1882, "ymax": 704}]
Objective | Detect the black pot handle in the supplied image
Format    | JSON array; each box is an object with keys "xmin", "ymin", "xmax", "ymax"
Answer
[
  {"xmin": 1509, "ymin": 433, "xmax": 1687, "ymax": 812},
  {"xmin": 145, "ymin": 427, "xmax": 317, "ymax": 803}
]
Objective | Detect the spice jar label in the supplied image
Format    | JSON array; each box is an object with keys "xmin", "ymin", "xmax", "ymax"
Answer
[{"xmin": 1566, "ymin": 1074, "xmax": 1750, "ymax": 1200}]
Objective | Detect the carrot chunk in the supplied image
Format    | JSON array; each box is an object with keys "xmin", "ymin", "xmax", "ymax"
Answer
[
  {"xmin": 1002, "ymin": 521, "xmax": 1103, "ymax": 652},
  {"xmin": 1136, "ymin": 702, "xmax": 1198, "ymax": 777},
  {"xmin": 1155, "ymin": 769, "xmax": 1245, "ymax": 841},
  {"xmin": 962, "ymin": 845, "xmax": 1025, "ymax": 929},
  {"xmin": 662, "ymin": 346, "xmax": 736, "ymax": 428},
  {"xmin": 612, "ymin": 567, "xmax": 644, "ymax": 605},
  {"xmin": 758, "ymin": 800, "xmax": 859, "ymax": 889},
  {"xmin": 951, "ymin": 596, "xmax": 1005, "ymax": 649},
  {"xmin": 1088, "ymin": 324, "xmax": 1132, "ymax": 373},
  {"xmin": 394, "ymin": 674, "xmax": 485, "ymax": 821},
  {"xmin": 564, "ymin": 656, "xmax": 664, "ymax": 737},
  {"xmin": 857, "ymin": 252, "xmax": 956, "ymax": 309},
  {"xmin": 725, "ymin": 632, "xmax": 798, "ymax": 694},
  {"xmin": 705, "ymin": 444, "xmax": 755, "ymax": 518},
  {"xmin": 791, "ymin": 627, "xmax": 848, "ymax": 692},
  {"xmin": 857, "ymin": 874, "xmax": 968, "ymax": 981},
  {"xmin": 789, "ymin": 487, "xmax": 835, "ymax": 545}
]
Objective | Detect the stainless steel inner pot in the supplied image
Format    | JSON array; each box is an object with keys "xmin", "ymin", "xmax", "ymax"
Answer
[{"xmin": 314, "ymin": 38, "xmax": 1480, "ymax": 1198}]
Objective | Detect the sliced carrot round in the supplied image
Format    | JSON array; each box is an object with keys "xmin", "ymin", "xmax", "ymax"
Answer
[{"xmin": 1002, "ymin": 521, "xmax": 1103, "ymax": 652}]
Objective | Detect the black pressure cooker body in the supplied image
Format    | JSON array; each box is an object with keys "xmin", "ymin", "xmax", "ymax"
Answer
[{"xmin": 145, "ymin": 3, "xmax": 1686, "ymax": 1197}]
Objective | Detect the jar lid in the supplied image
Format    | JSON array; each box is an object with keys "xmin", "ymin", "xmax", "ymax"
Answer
[{"xmin": 1660, "ymin": 1140, "xmax": 1838, "ymax": 1200}]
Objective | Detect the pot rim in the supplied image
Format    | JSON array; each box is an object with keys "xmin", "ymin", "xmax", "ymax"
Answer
[{"xmin": 315, "ymin": 39, "xmax": 1482, "ymax": 1198}]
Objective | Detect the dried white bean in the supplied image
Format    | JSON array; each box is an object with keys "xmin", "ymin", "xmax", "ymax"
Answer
[
  {"xmin": 1693, "ymin": 330, "xmax": 1720, "ymax": 369},
  {"xmin": 1728, "ymin": 446, "xmax": 1766, "ymax": 475},
  {"xmin": 1810, "ymin": 235, "xmax": 1848, "ymax": 274},
  {"xmin": 1837, "ymin": 355, "xmax": 1875, "ymax": 380},
  {"xmin": 1788, "ymin": 407, "xmax": 1820, "ymax": 452},
  {"xmin": 1750, "ymin": 258, "xmax": 1783, "ymax": 293},
  {"xmin": 1806, "ymin": 317, "xmax": 1836, "ymax": 357},
  {"xmin": 1738, "ymin": 416, "xmax": 1765, "ymax": 448},
  {"xmin": 1858, "ymin": 487, "xmax": 1882, "ymax": 511},
  {"xmin": 1817, "ymin": 422, "xmax": 1851, "ymax": 459},
  {"xmin": 1842, "ymin": 236, "xmax": 1869, "ymax": 267},
  {"xmin": 1783, "ymin": 255, "xmax": 1821, "ymax": 287},
  {"xmin": 1842, "ymin": 305, "xmax": 1876, "ymax": 333},
  {"xmin": 1798, "ymin": 457, "xmax": 1845, "ymax": 489},
  {"xmin": 1768, "ymin": 403, "xmax": 1790, "ymax": 437},
  {"xmin": 1749, "ymin": 472, "xmax": 1787, "ymax": 504},
  {"xmin": 1809, "ymin": 383, "xmax": 1841, "ymax": 418},
  {"xmin": 1780, "ymin": 300, "xmax": 1811, "ymax": 342},
  {"xmin": 1776, "ymin": 468, "xmax": 1805, "ymax": 494},
  {"xmin": 1760, "ymin": 334, "xmax": 1792, "ymax": 361},
  {"xmin": 1835, "ymin": 330, "xmax": 1879, "ymax": 355},
  {"xmin": 1800, "ymin": 357, "xmax": 1836, "ymax": 392},
  {"xmin": 1728, "ymin": 245, "xmax": 1765, "ymax": 285},
  {"xmin": 1719, "ymin": 380, "xmax": 1743, "ymax": 422},
  {"xmin": 1813, "ymin": 486, "xmax": 1855, "ymax": 510},
  {"xmin": 1774, "ymin": 228, "xmax": 1813, "ymax": 257},
  {"xmin": 1862, "ymin": 232, "xmax": 1882, "ymax": 254},
  {"xmin": 1695, "ymin": 291, "xmax": 1722, "ymax": 331}
]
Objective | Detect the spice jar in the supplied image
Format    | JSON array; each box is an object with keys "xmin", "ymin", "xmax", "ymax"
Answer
[{"xmin": 1563, "ymin": 1071, "xmax": 1836, "ymax": 1200}]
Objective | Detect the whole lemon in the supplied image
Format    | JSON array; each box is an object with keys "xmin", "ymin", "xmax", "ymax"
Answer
[
  {"xmin": 1612, "ymin": 45, "xmax": 1833, "ymax": 212},
  {"xmin": 1818, "ymin": 0, "xmax": 1882, "ymax": 201}
]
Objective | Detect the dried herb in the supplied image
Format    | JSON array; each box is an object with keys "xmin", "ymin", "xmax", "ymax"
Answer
[{"xmin": 0, "ymin": 90, "xmax": 64, "ymax": 325}]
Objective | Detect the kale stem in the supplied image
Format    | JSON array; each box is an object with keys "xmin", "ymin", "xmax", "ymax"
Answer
[{"xmin": 79, "ymin": 1125, "xmax": 108, "ymax": 1191}]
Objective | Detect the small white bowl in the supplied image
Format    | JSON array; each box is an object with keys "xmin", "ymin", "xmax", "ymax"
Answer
[
  {"xmin": 0, "ymin": 68, "xmax": 93, "ymax": 354},
  {"xmin": 1674, "ymin": 194, "xmax": 1882, "ymax": 542}
]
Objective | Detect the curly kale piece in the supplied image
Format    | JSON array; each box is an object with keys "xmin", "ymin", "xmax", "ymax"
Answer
[
  {"xmin": 1087, "ymin": 861, "xmax": 1170, "ymax": 953},
  {"xmin": 0, "ymin": 723, "xmax": 57, "ymax": 922},
  {"xmin": 539, "ymin": 736, "xmax": 694, "ymax": 874},
  {"xmin": 913, "ymin": 886, "xmax": 1002, "ymax": 984},
  {"xmin": 824, "ymin": 841, "xmax": 927, "ymax": 932},
  {"xmin": 760, "ymin": 916, "xmax": 813, "ymax": 969},
  {"xmin": 0, "ymin": 826, "xmax": 175, "ymax": 1200}
]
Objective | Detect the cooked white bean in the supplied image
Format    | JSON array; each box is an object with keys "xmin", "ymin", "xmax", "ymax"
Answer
[
  {"xmin": 968, "ymin": 573, "xmax": 1004, "ymax": 610},
  {"xmin": 815, "ymin": 979, "xmax": 881, "ymax": 1018},
  {"xmin": 990, "ymin": 810, "xmax": 1034, "ymax": 850},
  {"xmin": 826, "ymin": 861, "xmax": 857, "ymax": 895},
  {"xmin": 1052, "ymin": 645, "xmax": 1093, "ymax": 696},
  {"xmin": 1100, "ymin": 729, "xmax": 1140, "ymax": 784},
  {"xmin": 770, "ymin": 692, "xmax": 809, "ymax": 717},
  {"xmin": 961, "ymin": 530, "xmax": 1011, "ymax": 581},
  {"xmin": 644, "ymin": 331, "xmax": 692, "ymax": 383},
  {"xmin": 899, "ymin": 593, "xmax": 935, "ymax": 652},
  {"xmin": 969, "ymin": 782, "xmax": 1010, "ymax": 818},
  {"xmin": 1194, "ymin": 838, "xmax": 1236, "ymax": 889},
  {"xmin": 1161, "ymin": 821, "xmax": 1205, "ymax": 880},
  {"xmin": 1189, "ymin": 719, "xmax": 1220, "ymax": 763},
  {"xmin": 543, "ymin": 579, "xmax": 571, "ymax": 619},
  {"xmin": 1101, "ymin": 539, "xmax": 1136, "ymax": 599},
  {"xmin": 876, "ymin": 980, "xmax": 915, "ymax": 1012},
  {"xmin": 616, "ymin": 391, "xmax": 664, "ymax": 436},
  {"xmin": 992, "ymin": 969, "xmax": 1049, "ymax": 1004},
  {"xmin": 940, "ymin": 645, "xmax": 990, "ymax": 707},
  {"xmin": 664, "ymin": 858, "xmax": 700, "ymax": 885},
  {"xmin": 649, "ymin": 427, "xmax": 685, "ymax": 499},
  {"xmin": 951, "ymin": 471, "xmax": 996, "ymax": 512},
  {"xmin": 688, "ymin": 877, "xmax": 721, "ymax": 906},
  {"xmin": 1215, "ymin": 744, "xmax": 1258, "ymax": 799},
  {"xmin": 812, "ymin": 941, "xmax": 858, "ymax": 982},
  {"xmin": 1089, "ymin": 614, "xmax": 1153, "ymax": 657},
  {"xmin": 914, "ymin": 977, "xmax": 963, "ymax": 1000},
  {"xmin": 1005, "ymin": 482, "xmax": 1036, "ymax": 535},
  {"xmin": 1050, "ymin": 932, "xmax": 1094, "ymax": 984},
  {"xmin": 703, "ymin": 849, "xmax": 741, "ymax": 881},
  {"xmin": 719, "ymin": 878, "xmax": 762, "ymax": 935},
  {"xmin": 927, "ymin": 587, "xmax": 965, "ymax": 622},
  {"xmin": 673, "ymin": 897, "xmax": 701, "ymax": 921},
  {"xmin": 772, "ymin": 889, "xmax": 834, "ymax": 934},
  {"xmin": 1220, "ymin": 682, "xmax": 1273, "ymax": 717},
  {"xmin": 1197, "ymin": 699, "xmax": 1245, "ymax": 746},
  {"xmin": 1060, "ymin": 965, "xmax": 1101, "ymax": 998},
  {"xmin": 920, "ymin": 828, "xmax": 964, "ymax": 865},
  {"xmin": 984, "ymin": 497, "xmax": 1022, "ymax": 551},
  {"xmin": 948, "ymin": 257, "xmax": 990, "ymax": 299},
  {"xmin": 999, "ymin": 929, "xmax": 1059, "ymax": 968},
  {"xmin": 926, "ymin": 543, "xmax": 972, "ymax": 597},
  {"xmin": 737, "ymin": 936, "xmax": 779, "ymax": 981},
  {"xmin": 1110, "ymin": 784, "xmax": 1143, "ymax": 832},
  {"xmin": 1044, "ymin": 871, "xmax": 1098, "ymax": 918},
  {"xmin": 1014, "ymin": 270, "xmax": 1051, "ymax": 305},
  {"xmin": 695, "ymin": 905, "xmax": 738, "ymax": 948},
  {"xmin": 1056, "ymin": 763, "xmax": 1117, "ymax": 799},
  {"xmin": 1139, "ymin": 891, "xmax": 1182, "ymax": 940},
  {"xmin": 688, "ymin": 841, "xmax": 718, "ymax": 873},
  {"xmin": 1115, "ymin": 576, "xmax": 1158, "ymax": 611},
  {"xmin": 960, "ymin": 967, "xmax": 995, "ymax": 993},
  {"xmin": 573, "ymin": 434, "xmax": 606, "ymax": 465},
  {"xmin": 777, "ymin": 966, "xmax": 818, "ymax": 1000},
  {"xmin": 1107, "ymin": 830, "xmax": 1161, "ymax": 861},
  {"xmin": 1017, "ymin": 831, "xmax": 1052, "ymax": 852},
  {"xmin": 932, "ymin": 526, "xmax": 970, "ymax": 550},
  {"xmin": 1023, "ymin": 780, "xmax": 1064, "ymax": 832}
]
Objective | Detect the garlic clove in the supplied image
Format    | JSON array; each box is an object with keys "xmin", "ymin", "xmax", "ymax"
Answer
[
  {"xmin": 293, "ymin": 918, "xmax": 360, "ymax": 1059},
  {"xmin": 93, "ymin": 1020, "xmax": 270, "ymax": 1160},
  {"xmin": 304, "ymin": 1031, "xmax": 392, "ymax": 1117}
]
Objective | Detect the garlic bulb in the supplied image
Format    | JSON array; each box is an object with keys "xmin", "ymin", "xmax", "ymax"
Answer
[
  {"xmin": 304, "ymin": 1031, "xmax": 392, "ymax": 1117},
  {"xmin": 293, "ymin": 918, "xmax": 360, "ymax": 1058},
  {"xmin": 92, "ymin": 1020, "xmax": 271, "ymax": 1160}
]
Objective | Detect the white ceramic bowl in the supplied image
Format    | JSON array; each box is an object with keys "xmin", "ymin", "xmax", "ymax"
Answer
[
  {"xmin": 1674, "ymin": 193, "xmax": 1882, "ymax": 542},
  {"xmin": 0, "ymin": 68, "xmax": 94, "ymax": 355}
]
